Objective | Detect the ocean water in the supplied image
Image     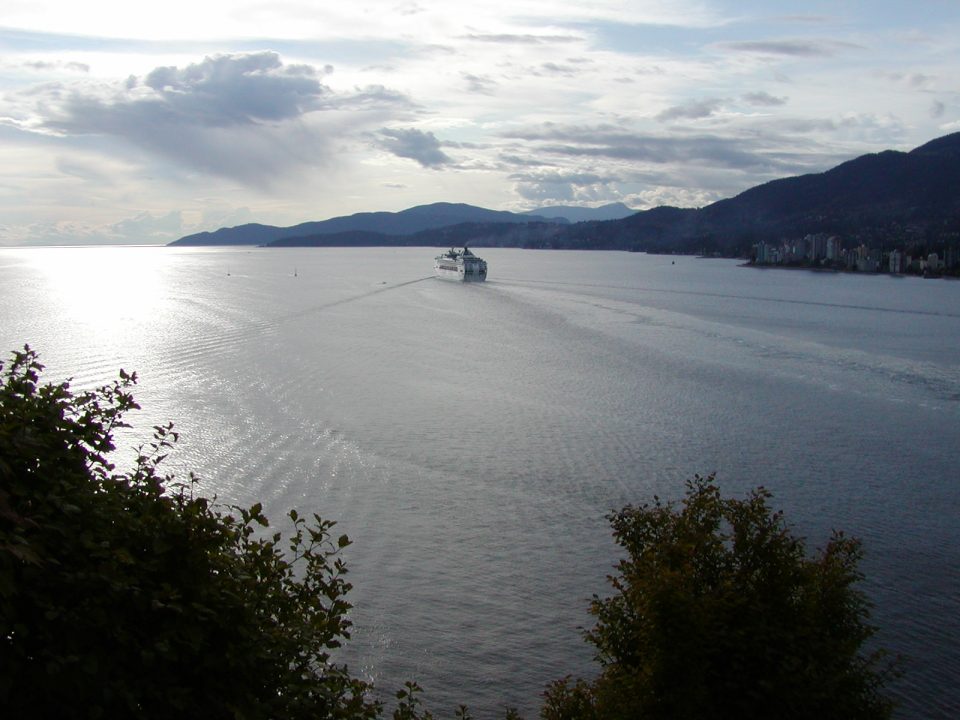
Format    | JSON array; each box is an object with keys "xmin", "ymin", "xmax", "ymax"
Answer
[{"xmin": 1, "ymin": 245, "xmax": 959, "ymax": 718}]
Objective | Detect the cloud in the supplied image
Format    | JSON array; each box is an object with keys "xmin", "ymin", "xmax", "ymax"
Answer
[
  {"xmin": 509, "ymin": 170, "xmax": 617, "ymax": 185},
  {"xmin": 777, "ymin": 15, "xmax": 833, "ymax": 25},
  {"xmin": 930, "ymin": 101, "xmax": 945, "ymax": 118},
  {"xmin": 22, "ymin": 60, "xmax": 90, "ymax": 73},
  {"xmin": 500, "ymin": 123, "xmax": 817, "ymax": 175},
  {"xmin": 377, "ymin": 127, "xmax": 453, "ymax": 168},
  {"xmin": 138, "ymin": 52, "xmax": 326, "ymax": 124},
  {"xmin": 11, "ymin": 52, "xmax": 411, "ymax": 187},
  {"xmin": 110, "ymin": 210, "xmax": 184, "ymax": 243},
  {"xmin": 719, "ymin": 39, "xmax": 862, "ymax": 57},
  {"xmin": 742, "ymin": 91, "xmax": 787, "ymax": 107},
  {"xmin": 10, "ymin": 210, "xmax": 185, "ymax": 246},
  {"xmin": 536, "ymin": 62, "xmax": 580, "ymax": 77},
  {"xmin": 878, "ymin": 71, "xmax": 936, "ymax": 90},
  {"xmin": 55, "ymin": 155, "xmax": 116, "ymax": 184},
  {"xmin": 510, "ymin": 170, "xmax": 620, "ymax": 203},
  {"xmin": 498, "ymin": 153, "xmax": 555, "ymax": 168},
  {"xmin": 656, "ymin": 98, "xmax": 724, "ymax": 122},
  {"xmin": 462, "ymin": 72, "xmax": 497, "ymax": 94},
  {"xmin": 462, "ymin": 33, "xmax": 583, "ymax": 45}
]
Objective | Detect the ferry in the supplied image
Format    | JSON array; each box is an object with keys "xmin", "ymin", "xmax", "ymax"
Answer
[{"xmin": 434, "ymin": 246, "xmax": 487, "ymax": 281}]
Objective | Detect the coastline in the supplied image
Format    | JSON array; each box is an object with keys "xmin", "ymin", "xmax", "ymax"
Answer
[{"xmin": 740, "ymin": 261, "xmax": 958, "ymax": 280}]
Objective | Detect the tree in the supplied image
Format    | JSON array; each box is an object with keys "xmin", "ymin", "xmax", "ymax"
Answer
[
  {"xmin": 542, "ymin": 475, "xmax": 898, "ymax": 720},
  {"xmin": 0, "ymin": 346, "xmax": 378, "ymax": 719}
]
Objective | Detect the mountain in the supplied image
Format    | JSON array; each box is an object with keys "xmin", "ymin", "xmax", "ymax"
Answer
[
  {"xmin": 170, "ymin": 132, "xmax": 960, "ymax": 255},
  {"xmin": 551, "ymin": 132, "xmax": 960, "ymax": 254},
  {"xmin": 170, "ymin": 202, "xmax": 564, "ymax": 246},
  {"xmin": 522, "ymin": 202, "xmax": 637, "ymax": 223}
]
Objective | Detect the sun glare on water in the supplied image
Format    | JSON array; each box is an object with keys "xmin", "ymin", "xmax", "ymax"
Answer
[{"xmin": 28, "ymin": 246, "xmax": 169, "ymax": 349}]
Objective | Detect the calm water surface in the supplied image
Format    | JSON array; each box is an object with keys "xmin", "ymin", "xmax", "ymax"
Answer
[{"xmin": 2, "ymin": 246, "xmax": 958, "ymax": 718}]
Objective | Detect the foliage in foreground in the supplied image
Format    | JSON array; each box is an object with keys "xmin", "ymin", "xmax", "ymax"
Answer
[
  {"xmin": 0, "ymin": 346, "xmax": 377, "ymax": 719},
  {"xmin": 542, "ymin": 476, "xmax": 898, "ymax": 720}
]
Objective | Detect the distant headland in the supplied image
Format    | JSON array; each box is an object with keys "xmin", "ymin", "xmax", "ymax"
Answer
[{"xmin": 169, "ymin": 132, "xmax": 960, "ymax": 276}]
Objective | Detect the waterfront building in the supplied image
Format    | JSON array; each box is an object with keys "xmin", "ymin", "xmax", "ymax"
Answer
[{"xmin": 889, "ymin": 249, "xmax": 903, "ymax": 274}]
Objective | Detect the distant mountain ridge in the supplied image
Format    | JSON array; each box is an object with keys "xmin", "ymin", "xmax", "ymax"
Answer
[
  {"xmin": 170, "ymin": 132, "xmax": 960, "ymax": 255},
  {"xmin": 170, "ymin": 202, "xmax": 568, "ymax": 246},
  {"xmin": 522, "ymin": 202, "xmax": 637, "ymax": 222},
  {"xmin": 533, "ymin": 131, "xmax": 960, "ymax": 255}
]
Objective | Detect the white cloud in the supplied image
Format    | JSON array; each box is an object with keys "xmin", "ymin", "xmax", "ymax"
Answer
[{"xmin": 7, "ymin": 52, "xmax": 413, "ymax": 188}]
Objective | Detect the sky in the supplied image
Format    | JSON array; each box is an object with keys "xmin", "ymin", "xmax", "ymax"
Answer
[{"xmin": 0, "ymin": 1, "xmax": 958, "ymax": 246}]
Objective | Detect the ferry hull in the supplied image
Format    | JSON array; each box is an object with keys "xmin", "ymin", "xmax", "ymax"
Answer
[
  {"xmin": 433, "ymin": 246, "xmax": 487, "ymax": 281},
  {"xmin": 434, "ymin": 264, "xmax": 487, "ymax": 281}
]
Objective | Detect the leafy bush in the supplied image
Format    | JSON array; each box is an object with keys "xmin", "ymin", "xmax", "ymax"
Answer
[
  {"xmin": 542, "ymin": 476, "xmax": 898, "ymax": 720},
  {"xmin": 0, "ymin": 346, "xmax": 377, "ymax": 719}
]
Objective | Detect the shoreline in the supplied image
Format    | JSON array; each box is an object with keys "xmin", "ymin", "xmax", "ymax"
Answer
[{"xmin": 740, "ymin": 262, "xmax": 958, "ymax": 280}]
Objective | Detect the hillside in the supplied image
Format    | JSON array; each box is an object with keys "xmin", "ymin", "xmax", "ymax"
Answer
[
  {"xmin": 170, "ymin": 132, "xmax": 960, "ymax": 255},
  {"xmin": 170, "ymin": 202, "xmax": 565, "ymax": 246},
  {"xmin": 550, "ymin": 132, "xmax": 960, "ymax": 255},
  {"xmin": 522, "ymin": 202, "xmax": 637, "ymax": 222}
]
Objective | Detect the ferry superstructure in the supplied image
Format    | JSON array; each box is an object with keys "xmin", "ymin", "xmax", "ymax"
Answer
[{"xmin": 434, "ymin": 246, "xmax": 487, "ymax": 281}]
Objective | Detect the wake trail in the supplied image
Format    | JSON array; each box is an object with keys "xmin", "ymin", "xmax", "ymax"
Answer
[
  {"xmin": 271, "ymin": 275, "xmax": 436, "ymax": 324},
  {"xmin": 493, "ymin": 277, "xmax": 960, "ymax": 319},
  {"xmin": 144, "ymin": 276, "xmax": 438, "ymax": 383}
]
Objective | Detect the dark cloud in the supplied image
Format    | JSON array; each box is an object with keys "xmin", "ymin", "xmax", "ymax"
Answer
[
  {"xmin": 378, "ymin": 127, "xmax": 453, "ymax": 168},
  {"xmin": 774, "ymin": 118, "xmax": 836, "ymax": 133},
  {"xmin": 720, "ymin": 39, "xmax": 862, "ymax": 57},
  {"xmin": 537, "ymin": 62, "xmax": 579, "ymax": 77},
  {"xmin": 31, "ymin": 52, "xmax": 410, "ymax": 187},
  {"xmin": 743, "ymin": 91, "xmax": 787, "ymax": 107},
  {"xmin": 499, "ymin": 153, "xmax": 555, "ymax": 168},
  {"xmin": 500, "ymin": 123, "xmax": 813, "ymax": 174},
  {"xmin": 141, "ymin": 53, "xmax": 324, "ymax": 124},
  {"xmin": 462, "ymin": 73, "xmax": 497, "ymax": 94},
  {"xmin": 656, "ymin": 98, "xmax": 724, "ymax": 122},
  {"xmin": 930, "ymin": 100, "xmax": 945, "ymax": 118}
]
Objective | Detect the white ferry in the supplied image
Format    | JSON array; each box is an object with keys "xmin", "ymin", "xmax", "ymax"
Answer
[{"xmin": 434, "ymin": 246, "xmax": 488, "ymax": 282}]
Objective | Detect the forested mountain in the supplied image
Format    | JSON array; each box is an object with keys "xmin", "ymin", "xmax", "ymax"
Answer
[
  {"xmin": 549, "ymin": 132, "xmax": 960, "ymax": 255},
  {"xmin": 170, "ymin": 202, "xmax": 565, "ymax": 246},
  {"xmin": 171, "ymin": 133, "xmax": 960, "ymax": 255}
]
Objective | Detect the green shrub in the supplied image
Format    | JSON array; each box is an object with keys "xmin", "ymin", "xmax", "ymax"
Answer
[
  {"xmin": 542, "ymin": 476, "xmax": 898, "ymax": 720},
  {"xmin": 0, "ymin": 346, "xmax": 377, "ymax": 719}
]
